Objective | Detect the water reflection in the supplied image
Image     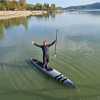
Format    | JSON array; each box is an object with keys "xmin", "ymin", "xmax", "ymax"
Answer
[
  {"xmin": 0, "ymin": 13, "xmax": 57, "ymax": 41},
  {"xmin": 0, "ymin": 24, "xmax": 4, "ymax": 40},
  {"xmin": 78, "ymin": 10, "xmax": 100, "ymax": 16},
  {"xmin": 33, "ymin": 12, "xmax": 56, "ymax": 20},
  {"xmin": 0, "ymin": 17, "xmax": 29, "ymax": 40},
  {"xmin": 85, "ymin": 11, "xmax": 100, "ymax": 16},
  {"xmin": 76, "ymin": 10, "xmax": 100, "ymax": 16}
]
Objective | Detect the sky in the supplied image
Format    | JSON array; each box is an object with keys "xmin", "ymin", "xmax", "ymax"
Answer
[{"xmin": 27, "ymin": 0, "xmax": 100, "ymax": 7}]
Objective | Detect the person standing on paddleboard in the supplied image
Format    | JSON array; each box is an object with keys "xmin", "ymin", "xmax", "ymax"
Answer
[{"xmin": 32, "ymin": 40, "xmax": 56, "ymax": 70}]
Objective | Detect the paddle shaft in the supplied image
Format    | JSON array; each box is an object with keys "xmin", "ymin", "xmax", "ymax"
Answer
[{"xmin": 55, "ymin": 30, "xmax": 58, "ymax": 57}]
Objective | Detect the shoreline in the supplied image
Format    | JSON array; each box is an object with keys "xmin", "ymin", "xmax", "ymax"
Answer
[{"xmin": 0, "ymin": 10, "xmax": 48, "ymax": 20}]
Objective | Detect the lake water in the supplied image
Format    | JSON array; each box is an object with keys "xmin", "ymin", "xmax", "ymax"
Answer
[{"xmin": 0, "ymin": 12, "xmax": 100, "ymax": 100}]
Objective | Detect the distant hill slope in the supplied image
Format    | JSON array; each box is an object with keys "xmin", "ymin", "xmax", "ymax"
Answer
[{"xmin": 64, "ymin": 2, "xmax": 100, "ymax": 10}]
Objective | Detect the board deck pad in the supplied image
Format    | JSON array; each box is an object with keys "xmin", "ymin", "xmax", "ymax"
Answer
[{"xmin": 31, "ymin": 58, "xmax": 53, "ymax": 71}]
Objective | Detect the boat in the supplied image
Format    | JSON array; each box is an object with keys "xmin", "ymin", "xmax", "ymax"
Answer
[{"xmin": 30, "ymin": 58, "xmax": 75, "ymax": 88}]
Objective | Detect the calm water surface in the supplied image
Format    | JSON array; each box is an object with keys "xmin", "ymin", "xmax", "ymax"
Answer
[{"xmin": 0, "ymin": 12, "xmax": 100, "ymax": 100}]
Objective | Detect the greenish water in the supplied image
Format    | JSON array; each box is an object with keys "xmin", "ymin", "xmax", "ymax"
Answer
[{"xmin": 0, "ymin": 12, "xmax": 100, "ymax": 100}]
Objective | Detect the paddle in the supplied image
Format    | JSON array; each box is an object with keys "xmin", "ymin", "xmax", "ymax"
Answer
[{"xmin": 54, "ymin": 29, "xmax": 58, "ymax": 58}]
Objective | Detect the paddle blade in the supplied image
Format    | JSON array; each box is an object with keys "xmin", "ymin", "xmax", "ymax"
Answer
[{"xmin": 54, "ymin": 54, "xmax": 56, "ymax": 58}]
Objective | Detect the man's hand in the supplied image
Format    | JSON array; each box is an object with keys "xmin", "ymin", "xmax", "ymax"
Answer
[{"xmin": 32, "ymin": 41, "xmax": 35, "ymax": 45}]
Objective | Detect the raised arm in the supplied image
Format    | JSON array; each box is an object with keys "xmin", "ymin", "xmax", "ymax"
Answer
[
  {"xmin": 34, "ymin": 43, "xmax": 42, "ymax": 48},
  {"xmin": 32, "ymin": 41, "xmax": 42, "ymax": 48},
  {"xmin": 48, "ymin": 40, "xmax": 56, "ymax": 47}
]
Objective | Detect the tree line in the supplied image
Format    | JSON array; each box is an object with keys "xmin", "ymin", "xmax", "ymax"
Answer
[
  {"xmin": 0, "ymin": 1, "xmax": 56, "ymax": 11},
  {"xmin": 0, "ymin": 0, "xmax": 26, "ymax": 10},
  {"xmin": 27, "ymin": 3, "xmax": 56, "ymax": 11}
]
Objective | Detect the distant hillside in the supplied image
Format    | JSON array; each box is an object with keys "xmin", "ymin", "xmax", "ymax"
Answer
[{"xmin": 64, "ymin": 2, "xmax": 100, "ymax": 10}]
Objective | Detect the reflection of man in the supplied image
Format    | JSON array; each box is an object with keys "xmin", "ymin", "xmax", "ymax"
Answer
[{"xmin": 32, "ymin": 40, "xmax": 56, "ymax": 70}]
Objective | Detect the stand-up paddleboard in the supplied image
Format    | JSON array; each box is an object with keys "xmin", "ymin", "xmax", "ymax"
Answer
[{"xmin": 30, "ymin": 58, "xmax": 75, "ymax": 88}]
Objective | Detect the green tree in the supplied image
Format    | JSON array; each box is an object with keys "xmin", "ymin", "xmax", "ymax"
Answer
[
  {"xmin": 0, "ymin": 1, "xmax": 57, "ymax": 11},
  {"xmin": 0, "ymin": 0, "xmax": 7, "ymax": 10},
  {"xmin": 19, "ymin": 0, "xmax": 26, "ymax": 10},
  {"xmin": 26, "ymin": 4, "xmax": 34, "ymax": 10},
  {"xmin": 7, "ymin": 1, "xmax": 18, "ymax": 10},
  {"xmin": 50, "ymin": 4, "xmax": 56, "ymax": 10},
  {"xmin": 43, "ymin": 3, "xmax": 50, "ymax": 10},
  {"xmin": 33, "ymin": 3, "xmax": 42, "ymax": 10}
]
